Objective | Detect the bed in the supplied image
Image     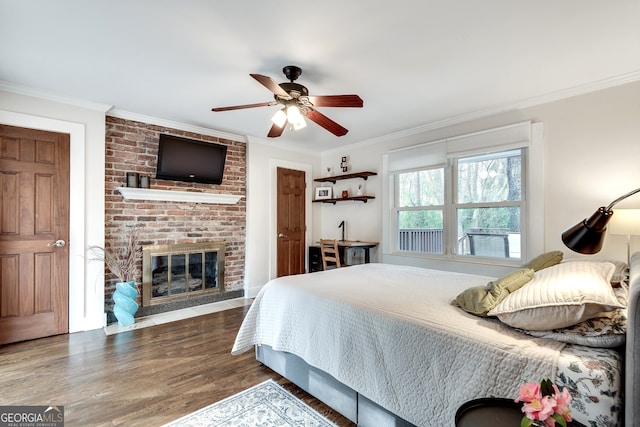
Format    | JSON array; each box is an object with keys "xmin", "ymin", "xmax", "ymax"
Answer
[{"xmin": 232, "ymin": 252, "xmax": 640, "ymax": 426}]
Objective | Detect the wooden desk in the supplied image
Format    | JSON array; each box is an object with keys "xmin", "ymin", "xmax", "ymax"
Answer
[{"xmin": 309, "ymin": 241, "xmax": 378, "ymax": 272}]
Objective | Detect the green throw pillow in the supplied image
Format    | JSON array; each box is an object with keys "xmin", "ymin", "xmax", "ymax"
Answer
[
  {"xmin": 521, "ymin": 251, "xmax": 564, "ymax": 272},
  {"xmin": 451, "ymin": 268, "xmax": 535, "ymax": 317}
]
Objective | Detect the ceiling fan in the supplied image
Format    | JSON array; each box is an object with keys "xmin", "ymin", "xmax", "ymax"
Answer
[{"xmin": 212, "ymin": 65, "xmax": 363, "ymax": 138}]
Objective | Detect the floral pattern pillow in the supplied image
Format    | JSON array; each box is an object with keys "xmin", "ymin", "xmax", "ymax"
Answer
[{"xmin": 518, "ymin": 283, "xmax": 628, "ymax": 348}]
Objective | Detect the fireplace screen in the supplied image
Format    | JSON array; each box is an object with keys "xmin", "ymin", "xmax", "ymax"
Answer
[{"xmin": 142, "ymin": 242, "xmax": 225, "ymax": 306}]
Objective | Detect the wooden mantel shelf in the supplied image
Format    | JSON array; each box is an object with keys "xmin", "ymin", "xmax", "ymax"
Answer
[{"xmin": 117, "ymin": 187, "xmax": 243, "ymax": 204}]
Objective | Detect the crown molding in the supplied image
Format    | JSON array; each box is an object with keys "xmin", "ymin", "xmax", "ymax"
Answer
[
  {"xmin": 513, "ymin": 70, "xmax": 640, "ymax": 110},
  {"xmin": 324, "ymin": 70, "xmax": 640, "ymax": 155},
  {"xmin": 0, "ymin": 81, "xmax": 112, "ymax": 112},
  {"xmin": 0, "ymin": 81, "xmax": 246, "ymax": 142},
  {"xmin": 107, "ymin": 109, "xmax": 247, "ymax": 142}
]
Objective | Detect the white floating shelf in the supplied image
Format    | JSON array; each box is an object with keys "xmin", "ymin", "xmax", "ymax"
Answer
[{"xmin": 117, "ymin": 187, "xmax": 243, "ymax": 204}]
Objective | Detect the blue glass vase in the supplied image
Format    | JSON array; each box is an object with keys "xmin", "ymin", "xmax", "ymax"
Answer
[{"xmin": 113, "ymin": 281, "xmax": 139, "ymax": 326}]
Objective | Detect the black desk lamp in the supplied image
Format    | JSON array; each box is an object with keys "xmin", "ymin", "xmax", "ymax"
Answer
[{"xmin": 562, "ymin": 187, "xmax": 640, "ymax": 254}]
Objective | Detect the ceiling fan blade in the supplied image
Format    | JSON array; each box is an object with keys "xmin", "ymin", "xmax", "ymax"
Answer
[
  {"xmin": 250, "ymin": 74, "xmax": 292, "ymax": 100},
  {"xmin": 306, "ymin": 109, "xmax": 348, "ymax": 136},
  {"xmin": 267, "ymin": 121, "xmax": 286, "ymax": 138},
  {"xmin": 212, "ymin": 101, "xmax": 272, "ymax": 112},
  {"xmin": 307, "ymin": 95, "xmax": 363, "ymax": 108}
]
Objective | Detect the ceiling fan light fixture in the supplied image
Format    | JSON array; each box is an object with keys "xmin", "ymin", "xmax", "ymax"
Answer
[
  {"xmin": 287, "ymin": 105, "xmax": 306, "ymax": 130},
  {"xmin": 292, "ymin": 117, "xmax": 307, "ymax": 130},
  {"xmin": 271, "ymin": 108, "xmax": 287, "ymax": 128}
]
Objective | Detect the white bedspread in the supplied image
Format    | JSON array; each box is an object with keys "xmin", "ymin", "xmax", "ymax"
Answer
[{"xmin": 232, "ymin": 263, "xmax": 565, "ymax": 426}]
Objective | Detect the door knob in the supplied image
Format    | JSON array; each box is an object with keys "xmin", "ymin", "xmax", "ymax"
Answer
[
  {"xmin": 47, "ymin": 239, "xmax": 66, "ymax": 248},
  {"xmin": 278, "ymin": 233, "xmax": 288, "ymax": 238}
]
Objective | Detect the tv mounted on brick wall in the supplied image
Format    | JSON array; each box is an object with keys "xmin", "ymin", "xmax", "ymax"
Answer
[{"xmin": 156, "ymin": 134, "xmax": 227, "ymax": 185}]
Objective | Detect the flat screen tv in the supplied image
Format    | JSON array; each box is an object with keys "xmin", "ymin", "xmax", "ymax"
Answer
[{"xmin": 156, "ymin": 134, "xmax": 227, "ymax": 185}]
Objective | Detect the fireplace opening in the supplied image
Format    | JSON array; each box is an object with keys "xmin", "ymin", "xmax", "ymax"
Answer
[{"xmin": 142, "ymin": 242, "xmax": 225, "ymax": 306}]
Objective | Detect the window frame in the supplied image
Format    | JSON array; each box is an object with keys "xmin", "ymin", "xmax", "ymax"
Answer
[
  {"xmin": 391, "ymin": 147, "xmax": 527, "ymax": 262},
  {"xmin": 392, "ymin": 164, "xmax": 447, "ymax": 255},
  {"xmin": 384, "ymin": 122, "xmax": 544, "ymax": 267},
  {"xmin": 450, "ymin": 148, "xmax": 527, "ymax": 260},
  {"xmin": 385, "ymin": 122, "xmax": 542, "ymax": 267}
]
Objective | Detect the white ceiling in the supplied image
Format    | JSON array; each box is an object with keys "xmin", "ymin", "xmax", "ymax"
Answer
[{"xmin": 1, "ymin": 1, "xmax": 639, "ymax": 151}]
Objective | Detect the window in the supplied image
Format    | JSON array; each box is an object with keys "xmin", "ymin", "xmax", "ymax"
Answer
[
  {"xmin": 393, "ymin": 148, "xmax": 524, "ymax": 259},
  {"xmin": 396, "ymin": 167, "xmax": 445, "ymax": 254},
  {"xmin": 454, "ymin": 149, "xmax": 523, "ymax": 259},
  {"xmin": 387, "ymin": 122, "xmax": 533, "ymax": 262}
]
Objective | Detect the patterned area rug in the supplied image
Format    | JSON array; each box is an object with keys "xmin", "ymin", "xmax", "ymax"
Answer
[{"xmin": 162, "ymin": 379, "xmax": 337, "ymax": 427}]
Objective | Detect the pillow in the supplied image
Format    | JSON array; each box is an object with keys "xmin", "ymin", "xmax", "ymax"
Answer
[
  {"xmin": 451, "ymin": 268, "xmax": 534, "ymax": 317},
  {"xmin": 521, "ymin": 250, "xmax": 564, "ymax": 272},
  {"xmin": 517, "ymin": 286, "xmax": 628, "ymax": 348},
  {"xmin": 562, "ymin": 258, "xmax": 628, "ymax": 287},
  {"xmin": 609, "ymin": 260, "xmax": 628, "ymax": 285},
  {"xmin": 487, "ymin": 261, "xmax": 623, "ymax": 330},
  {"xmin": 517, "ymin": 309, "xmax": 627, "ymax": 348}
]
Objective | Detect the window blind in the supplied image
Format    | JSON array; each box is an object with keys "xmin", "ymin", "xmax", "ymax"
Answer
[
  {"xmin": 387, "ymin": 139, "xmax": 446, "ymax": 173},
  {"xmin": 387, "ymin": 122, "xmax": 531, "ymax": 173}
]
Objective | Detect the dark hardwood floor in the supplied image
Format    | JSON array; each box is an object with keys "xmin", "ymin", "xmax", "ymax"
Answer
[{"xmin": 0, "ymin": 306, "xmax": 356, "ymax": 426}]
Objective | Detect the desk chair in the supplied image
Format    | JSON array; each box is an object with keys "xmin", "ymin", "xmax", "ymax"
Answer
[{"xmin": 320, "ymin": 239, "xmax": 341, "ymax": 270}]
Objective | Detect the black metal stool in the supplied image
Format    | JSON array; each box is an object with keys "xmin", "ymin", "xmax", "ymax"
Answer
[{"xmin": 455, "ymin": 398, "xmax": 585, "ymax": 427}]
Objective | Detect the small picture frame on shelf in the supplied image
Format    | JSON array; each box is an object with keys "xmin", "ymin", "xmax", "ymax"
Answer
[
  {"xmin": 315, "ymin": 186, "xmax": 333, "ymax": 200},
  {"xmin": 340, "ymin": 156, "xmax": 349, "ymax": 173},
  {"xmin": 340, "ymin": 155, "xmax": 349, "ymax": 173}
]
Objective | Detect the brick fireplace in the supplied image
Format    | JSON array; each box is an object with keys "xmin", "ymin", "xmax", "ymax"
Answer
[{"xmin": 104, "ymin": 116, "xmax": 246, "ymax": 323}]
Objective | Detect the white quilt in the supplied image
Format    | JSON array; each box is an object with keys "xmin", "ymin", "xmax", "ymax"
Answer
[{"xmin": 232, "ymin": 263, "xmax": 565, "ymax": 426}]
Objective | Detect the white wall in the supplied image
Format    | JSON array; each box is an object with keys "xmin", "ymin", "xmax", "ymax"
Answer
[
  {"xmin": 317, "ymin": 81, "xmax": 640, "ymax": 276},
  {"xmin": 527, "ymin": 82, "xmax": 640, "ymax": 260},
  {"xmin": 0, "ymin": 89, "xmax": 109, "ymax": 331},
  {"xmin": 314, "ymin": 148, "xmax": 384, "ymax": 265},
  {"xmin": 244, "ymin": 137, "xmax": 321, "ymax": 296}
]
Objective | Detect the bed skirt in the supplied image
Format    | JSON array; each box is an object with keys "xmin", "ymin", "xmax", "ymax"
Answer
[{"xmin": 257, "ymin": 344, "xmax": 415, "ymax": 427}]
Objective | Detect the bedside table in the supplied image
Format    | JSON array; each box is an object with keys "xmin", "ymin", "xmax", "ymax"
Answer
[{"xmin": 455, "ymin": 398, "xmax": 585, "ymax": 427}]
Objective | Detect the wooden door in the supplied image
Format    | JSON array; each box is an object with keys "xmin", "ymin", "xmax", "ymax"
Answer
[
  {"xmin": 0, "ymin": 125, "xmax": 70, "ymax": 344},
  {"xmin": 276, "ymin": 167, "xmax": 306, "ymax": 277}
]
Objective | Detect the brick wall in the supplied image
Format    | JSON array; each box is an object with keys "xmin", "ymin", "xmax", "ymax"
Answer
[{"xmin": 104, "ymin": 116, "xmax": 246, "ymax": 319}]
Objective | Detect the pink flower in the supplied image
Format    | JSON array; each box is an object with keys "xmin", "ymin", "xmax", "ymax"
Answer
[
  {"xmin": 517, "ymin": 379, "xmax": 573, "ymax": 427},
  {"xmin": 552, "ymin": 384, "xmax": 573, "ymax": 422},
  {"xmin": 515, "ymin": 381, "xmax": 541, "ymax": 403},
  {"xmin": 522, "ymin": 395, "xmax": 557, "ymax": 421}
]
